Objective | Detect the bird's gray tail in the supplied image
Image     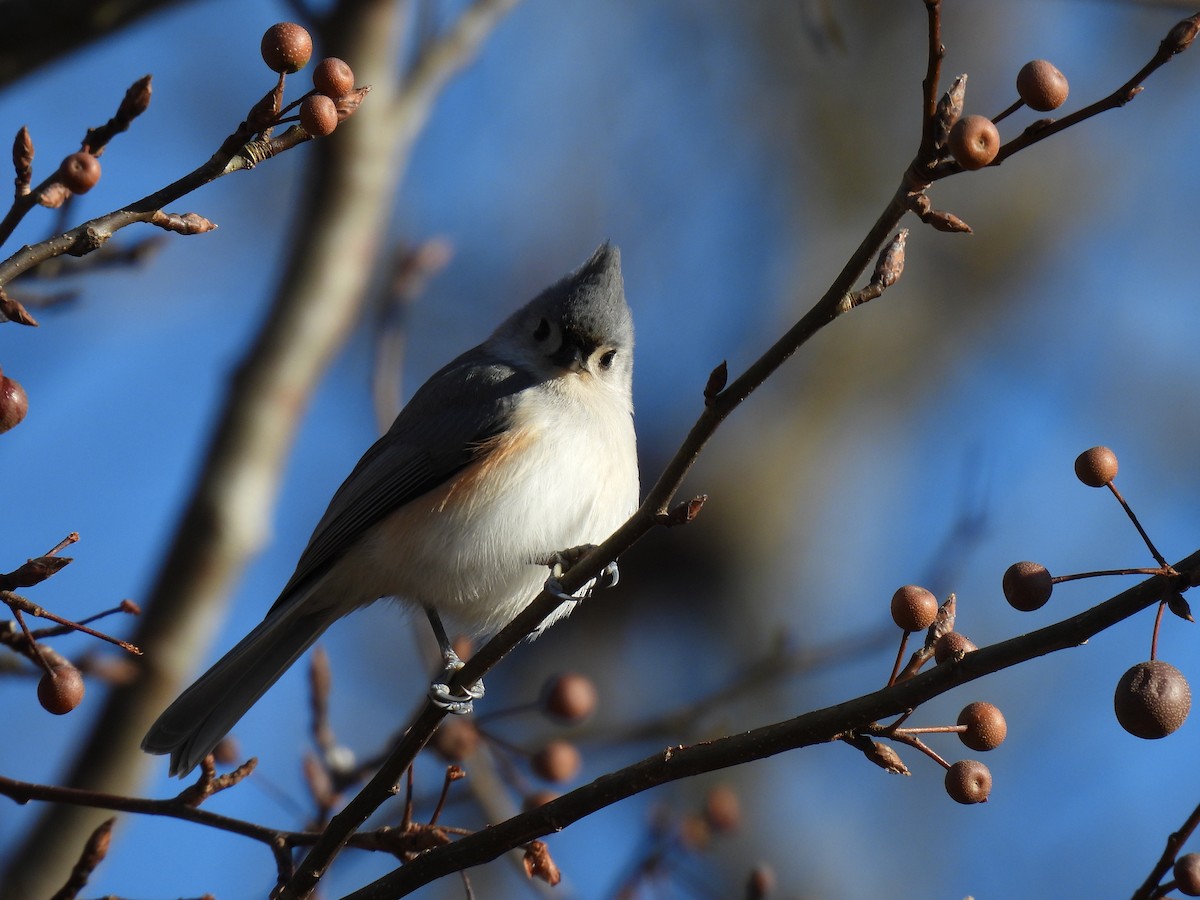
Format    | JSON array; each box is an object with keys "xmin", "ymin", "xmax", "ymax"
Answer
[{"xmin": 142, "ymin": 596, "xmax": 337, "ymax": 777}]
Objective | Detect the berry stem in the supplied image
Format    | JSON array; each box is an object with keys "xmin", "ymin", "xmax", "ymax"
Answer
[
  {"xmin": 9, "ymin": 607, "xmax": 54, "ymax": 676},
  {"xmin": 472, "ymin": 700, "xmax": 541, "ymax": 726},
  {"xmin": 881, "ymin": 730, "xmax": 952, "ymax": 770},
  {"xmin": 1051, "ymin": 567, "xmax": 1170, "ymax": 583},
  {"xmin": 887, "ymin": 631, "xmax": 910, "ymax": 687},
  {"xmin": 428, "ymin": 767, "xmax": 460, "ymax": 827},
  {"xmin": 1107, "ymin": 481, "xmax": 1172, "ymax": 570},
  {"xmin": 893, "ymin": 724, "xmax": 967, "ymax": 736},
  {"xmin": 44, "ymin": 532, "xmax": 80, "ymax": 557},
  {"xmin": 400, "ymin": 765, "xmax": 414, "ymax": 831},
  {"xmin": 1151, "ymin": 598, "xmax": 1167, "ymax": 661},
  {"xmin": 1, "ymin": 590, "xmax": 141, "ymax": 655},
  {"xmin": 991, "ymin": 98, "xmax": 1025, "ymax": 124}
]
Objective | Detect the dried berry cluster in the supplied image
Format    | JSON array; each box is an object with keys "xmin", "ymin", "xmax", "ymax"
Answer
[
  {"xmin": 944, "ymin": 59, "xmax": 1069, "ymax": 171},
  {"xmin": 1, "ymin": 534, "xmax": 142, "ymax": 716},
  {"xmin": 1001, "ymin": 446, "xmax": 1194, "ymax": 740},
  {"xmin": 876, "ymin": 586, "xmax": 1001, "ymax": 803},
  {"xmin": 259, "ymin": 22, "xmax": 362, "ymax": 139}
]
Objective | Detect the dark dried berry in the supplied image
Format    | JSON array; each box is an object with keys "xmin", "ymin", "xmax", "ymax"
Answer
[
  {"xmin": 890, "ymin": 585, "xmax": 939, "ymax": 631},
  {"xmin": 702, "ymin": 784, "xmax": 741, "ymax": 833},
  {"xmin": 1016, "ymin": 60, "xmax": 1069, "ymax": 112},
  {"xmin": 531, "ymin": 739, "xmax": 581, "ymax": 783},
  {"xmin": 313, "ymin": 57, "xmax": 355, "ymax": 98},
  {"xmin": 0, "ymin": 374, "xmax": 28, "ymax": 433},
  {"xmin": 944, "ymin": 759, "xmax": 991, "ymax": 804},
  {"xmin": 541, "ymin": 671, "xmax": 598, "ymax": 724},
  {"xmin": 1075, "ymin": 446, "xmax": 1119, "ymax": 487},
  {"xmin": 1114, "ymin": 659, "xmax": 1191, "ymax": 739},
  {"xmin": 431, "ymin": 716, "xmax": 480, "ymax": 761},
  {"xmin": 212, "ymin": 736, "xmax": 241, "ymax": 766},
  {"xmin": 1002, "ymin": 561, "xmax": 1053, "ymax": 611},
  {"xmin": 58, "ymin": 152, "xmax": 100, "ymax": 194},
  {"xmin": 522, "ymin": 790, "xmax": 559, "ymax": 811},
  {"xmin": 746, "ymin": 865, "xmax": 777, "ymax": 900},
  {"xmin": 299, "ymin": 95, "xmax": 338, "ymax": 137},
  {"xmin": 37, "ymin": 664, "xmax": 85, "ymax": 714},
  {"xmin": 261, "ymin": 22, "xmax": 312, "ymax": 74},
  {"xmin": 947, "ymin": 114, "xmax": 1000, "ymax": 170},
  {"xmin": 1175, "ymin": 852, "xmax": 1200, "ymax": 896},
  {"xmin": 957, "ymin": 701, "xmax": 1007, "ymax": 751},
  {"xmin": 934, "ymin": 631, "xmax": 977, "ymax": 664}
]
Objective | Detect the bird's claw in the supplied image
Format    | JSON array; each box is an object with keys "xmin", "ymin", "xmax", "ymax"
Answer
[
  {"xmin": 543, "ymin": 545, "xmax": 621, "ymax": 601},
  {"xmin": 429, "ymin": 651, "xmax": 484, "ymax": 715}
]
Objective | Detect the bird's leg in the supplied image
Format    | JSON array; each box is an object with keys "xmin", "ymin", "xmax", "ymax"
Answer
[
  {"xmin": 425, "ymin": 606, "xmax": 484, "ymax": 715},
  {"xmin": 542, "ymin": 544, "xmax": 620, "ymax": 601}
]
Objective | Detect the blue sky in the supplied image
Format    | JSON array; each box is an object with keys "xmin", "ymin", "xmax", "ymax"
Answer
[{"xmin": 2, "ymin": 1, "xmax": 1200, "ymax": 897}]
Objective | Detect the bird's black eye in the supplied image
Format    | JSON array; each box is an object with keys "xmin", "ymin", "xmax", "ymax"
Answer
[
  {"xmin": 598, "ymin": 349, "xmax": 617, "ymax": 370},
  {"xmin": 533, "ymin": 318, "xmax": 551, "ymax": 341}
]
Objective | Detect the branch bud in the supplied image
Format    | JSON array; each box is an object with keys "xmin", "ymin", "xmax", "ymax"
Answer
[
  {"xmin": 12, "ymin": 126, "xmax": 32, "ymax": 195},
  {"xmin": 1165, "ymin": 14, "xmax": 1200, "ymax": 56},
  {"xmin": 933, "ymin": 73, "xmax": 967, "ymax": 148}
]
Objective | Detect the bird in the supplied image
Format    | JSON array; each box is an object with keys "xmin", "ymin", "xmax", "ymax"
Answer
[{"xmin": 142, "ymin": 243, "xmax": 638, "ymax": 777}]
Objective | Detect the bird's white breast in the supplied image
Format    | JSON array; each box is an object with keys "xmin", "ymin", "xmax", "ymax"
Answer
[{"xmin": 352, "ymin": 372, "xmax": 638, "ymax": 634}]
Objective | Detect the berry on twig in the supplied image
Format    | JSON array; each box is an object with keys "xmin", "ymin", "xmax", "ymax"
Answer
[
  {"xmin": 1114, "ymin": 659, "xmax": 1191, "ymax": 739},
  {"xmin": 1074, "ymin": 446, "xmax": 1118, "ymax": 488},
  {"xmin": 0, "ymin": 372, "xmax": 28, "ymax": 432},
  {"xmin": 1002, "ymin": 561, "xmax": 1053, "ymax": 611},
  {"xmin": 300, "ymin": 95, "xmax": 339, "ymax": 138},
  {"xmin": 890, "ymin": 585, "xmax": 939, "ymax": 632},
  {"xmin": 38, "ymin": 664, "xmax": 85, "ymax": 714},
  {"xmin": 314, "ymin": 58, "xmax": 356, "ymax": 98},
  {"xmin": 261, "ymin": 22, "xmax": 313, "ymax": 74},
  {"xmin": 948, "ymin": 114, "xmax": 1000, "ymax": 170},
  {"xmin": 957, "ymin": 702, "xmax": 1007, "ymax": 751},
  {"xmin": 944, "ymin": 759, "xmax": 991, "ymax": 804},
  {"xmin": 58, "ymin": 152, "xmax": 100, "ymax": 194},
  {"xmin": 1016, "ymin": 60, "xmax": 1069, "ymax": 112}
]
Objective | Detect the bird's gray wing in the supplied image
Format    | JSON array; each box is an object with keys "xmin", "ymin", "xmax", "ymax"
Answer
[{"xmin": 270, "ymin": 349, "xmax": 537, "ymax": 611}]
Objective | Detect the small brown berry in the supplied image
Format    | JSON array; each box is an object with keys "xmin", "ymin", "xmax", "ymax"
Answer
[
  {"xmin": 523, "ymin": 790, "xmax": 558, "ymax": 811},
  {"xmin": 1075, "ymin": 446, "xmax": 1119, "ymax": 488},
  {"xmin": 957, "ymin": 701, "xmax": 1007, "ymax": 751},
  {"xmin": 945, "ymin": 759, "xmax": 991, "ymax": 804},
  {"xmin": 299, "ymin": 95, "xmax": 338, "ymax": 137},
  {"xmin": 934, "ymin": 631, "xmax": 977, "ymax": 664},
  {"xmin": 212, "ymin": 736, "xmax": 241, "ymax": 766},
  {"xmin": 702, "ymin": 784, "xmax": 741, "ymax": 833},
  {"xmin": 542, "ymin": 671, "xmax": 598, "ymax": 723},
  {"xmin": 890, "ymin": 585, "xmax": 939, "ymax": 631},
  {"xmin": 431, "ymin": 716, "xmax": 480, "ymax": 761},
  {"xmin": 37, "ymin": 664, "xmax": 84, "ymax": 714},
  {"xmin": 1114, "ymin": 659, "xmax": 1191, "ymax": 739},
  {"xmin": 313, "ymin": 57, "xmax": 355, "ymax": 98},
  {"xmin": 531, "ymin": 739, "xmax": 581, "ymax": 783},
  {"xmin": 1175, "ymin": 853, "xmax": 1200, "ymax": 896},
  {"xmin": 678, "ymin": 813, "xmax": 711, "ymax": 851},
  {"xmin": 947, "ymin": 114, "xmax": 1000, "ymax": 170},
  {"xmin": 1002, "ymin": 561, "xmax": 1053, "ymax": 611},
  {"xmin": 58, "ymin": 152, "xmax": 100, "ymax": 194},
  {"xmin": 1016, "ymin": 59, "xmax": 1069, "ymax": 112},
  {"xmin": 0, "ymin": 374, "xmax": 28, "ymax": 433},
  {"xmin": 451, "ymin": 634, "xmax": 474, "ymax": 661},
  {"xmin": 261, "ymin": 22, "xmax": 312, "ymax": 74},
  {"xmin": 746, "ymin": 864, "xmax": 777, "ymax": 900}
]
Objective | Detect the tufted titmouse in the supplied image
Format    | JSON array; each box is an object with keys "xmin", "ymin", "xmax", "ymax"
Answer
[{"xmin": 143, "ymin": 244, "xmax": 638, "ymax": 776}]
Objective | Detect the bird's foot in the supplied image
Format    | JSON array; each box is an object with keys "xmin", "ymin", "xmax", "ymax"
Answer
[
  {"xmin": 429, "ymin": 649, "xmax": 485, "ymax": 715},
  {"xmin": 543, "ymin": 544, "xmax": 620, "ymax": 601}
]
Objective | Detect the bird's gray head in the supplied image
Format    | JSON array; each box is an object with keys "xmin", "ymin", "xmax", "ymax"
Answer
[{"xmin": 492, "ymin": 243, "xmax": 634, "ymax": 387}]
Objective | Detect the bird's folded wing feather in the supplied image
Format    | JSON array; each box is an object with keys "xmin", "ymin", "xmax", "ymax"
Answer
[{"xmin": 270, "ymin": 351, "xmax": 536, "ymax": 611}]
